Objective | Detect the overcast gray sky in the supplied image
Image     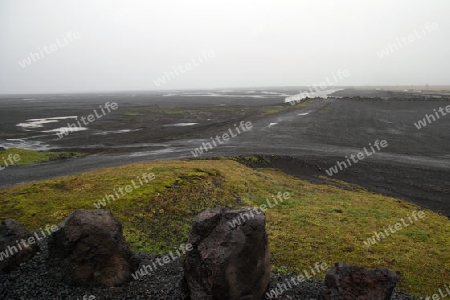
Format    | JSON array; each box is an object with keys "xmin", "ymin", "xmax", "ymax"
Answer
[{"xmin": 1, "ymin": 0, "xmax": 449, "ymax": 94}]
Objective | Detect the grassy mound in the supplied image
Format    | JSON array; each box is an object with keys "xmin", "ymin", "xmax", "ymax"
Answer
[
  {"xmin": 0, "ymin": 148, "xmax": 83, "ymax": 166},
  {"xmin": 0, "ymin": 159, "xmax": 448, "ymax": 296}
]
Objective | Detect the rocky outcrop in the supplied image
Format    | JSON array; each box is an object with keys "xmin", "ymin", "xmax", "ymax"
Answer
[
  {"xmin": 47, "ymin": 209, "xmax": 140, "ymax": 287},
  {"xmin": 320, "ymin": 261, "xmax": 399, "ymax": 300},
  {"xmin": 0, "ymin": 219, "xmax": 39, "ymax": 272},
  {"xmin": 181, "ymin": 207, "xmax": 271, "ymax": 300}
]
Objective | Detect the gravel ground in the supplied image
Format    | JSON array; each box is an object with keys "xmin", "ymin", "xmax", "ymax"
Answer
[{"xmin": 0, "ymin": 238, "xmax": 419, "ymax": 300}]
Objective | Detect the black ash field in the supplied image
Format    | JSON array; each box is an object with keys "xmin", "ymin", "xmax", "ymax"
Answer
[{"xmin": 1, "ymin": 88, "xmax": 449, "ymax": 217}]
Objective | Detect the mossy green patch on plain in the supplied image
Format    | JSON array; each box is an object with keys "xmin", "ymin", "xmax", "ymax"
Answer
[
  {"xmin": 0, "ymin": 148, "xmax": 83, "ymax": 166},
  {"xmin": 0, "ymin": 159, "xmax": 448, "ymax": 296},
  {"xmin": 119, "ymin": 99, "xmax": 316, "ymax": 123}
]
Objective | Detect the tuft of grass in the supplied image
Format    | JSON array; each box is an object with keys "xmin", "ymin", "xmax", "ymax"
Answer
[
  {"xmin": 0, "ymin": 148, "xmax": 83, "ymax": 166},
  {"xmin": 0, "ymin": 159, "xmax": 448, "ymax": 296}
]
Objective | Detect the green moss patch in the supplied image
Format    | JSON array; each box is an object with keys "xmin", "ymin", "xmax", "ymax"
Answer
[{"xmin": 0, "ymin": 148, "xmax": 83, "ymax": 166}]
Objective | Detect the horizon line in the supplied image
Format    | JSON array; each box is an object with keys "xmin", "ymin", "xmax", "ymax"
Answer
[{"xmin": 2, "ymin": 85, "xmax": 450, "ymax": 96}]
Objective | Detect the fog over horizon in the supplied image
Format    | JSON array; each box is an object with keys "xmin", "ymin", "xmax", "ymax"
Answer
[{"xmin": 1, "ymin": 0, "xmax": 449, "ymax": 94}]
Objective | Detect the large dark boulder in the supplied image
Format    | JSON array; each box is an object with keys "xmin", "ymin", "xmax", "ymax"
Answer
[
  {"xmin": 320, "ymin": 262, "xmax": 399, "ymax": 300},
  {"xmin": 47, "ymin": 209, "xmax": 140, "ymax": 287},
  {"xmin": 181, "ymin": 207, "xmax": 270, "ymax": 300},
  {"xmin": 0, "ymin": 219, "xmax": 39, "ymax": 272}
]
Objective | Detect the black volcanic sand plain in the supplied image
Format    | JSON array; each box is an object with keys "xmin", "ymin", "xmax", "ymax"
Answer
[
  {"xmin": 0, "ymin": 90, "xmax": 292, "ymax": 152},
  {"xmin": 0, "ymin": 88, "xmax": 449, "ymax": 219}
]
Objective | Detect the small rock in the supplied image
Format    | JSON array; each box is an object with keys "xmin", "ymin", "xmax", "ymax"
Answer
[{"xmin": 320, "ymin": 261, "xmax": 399, "ymax": 300}]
